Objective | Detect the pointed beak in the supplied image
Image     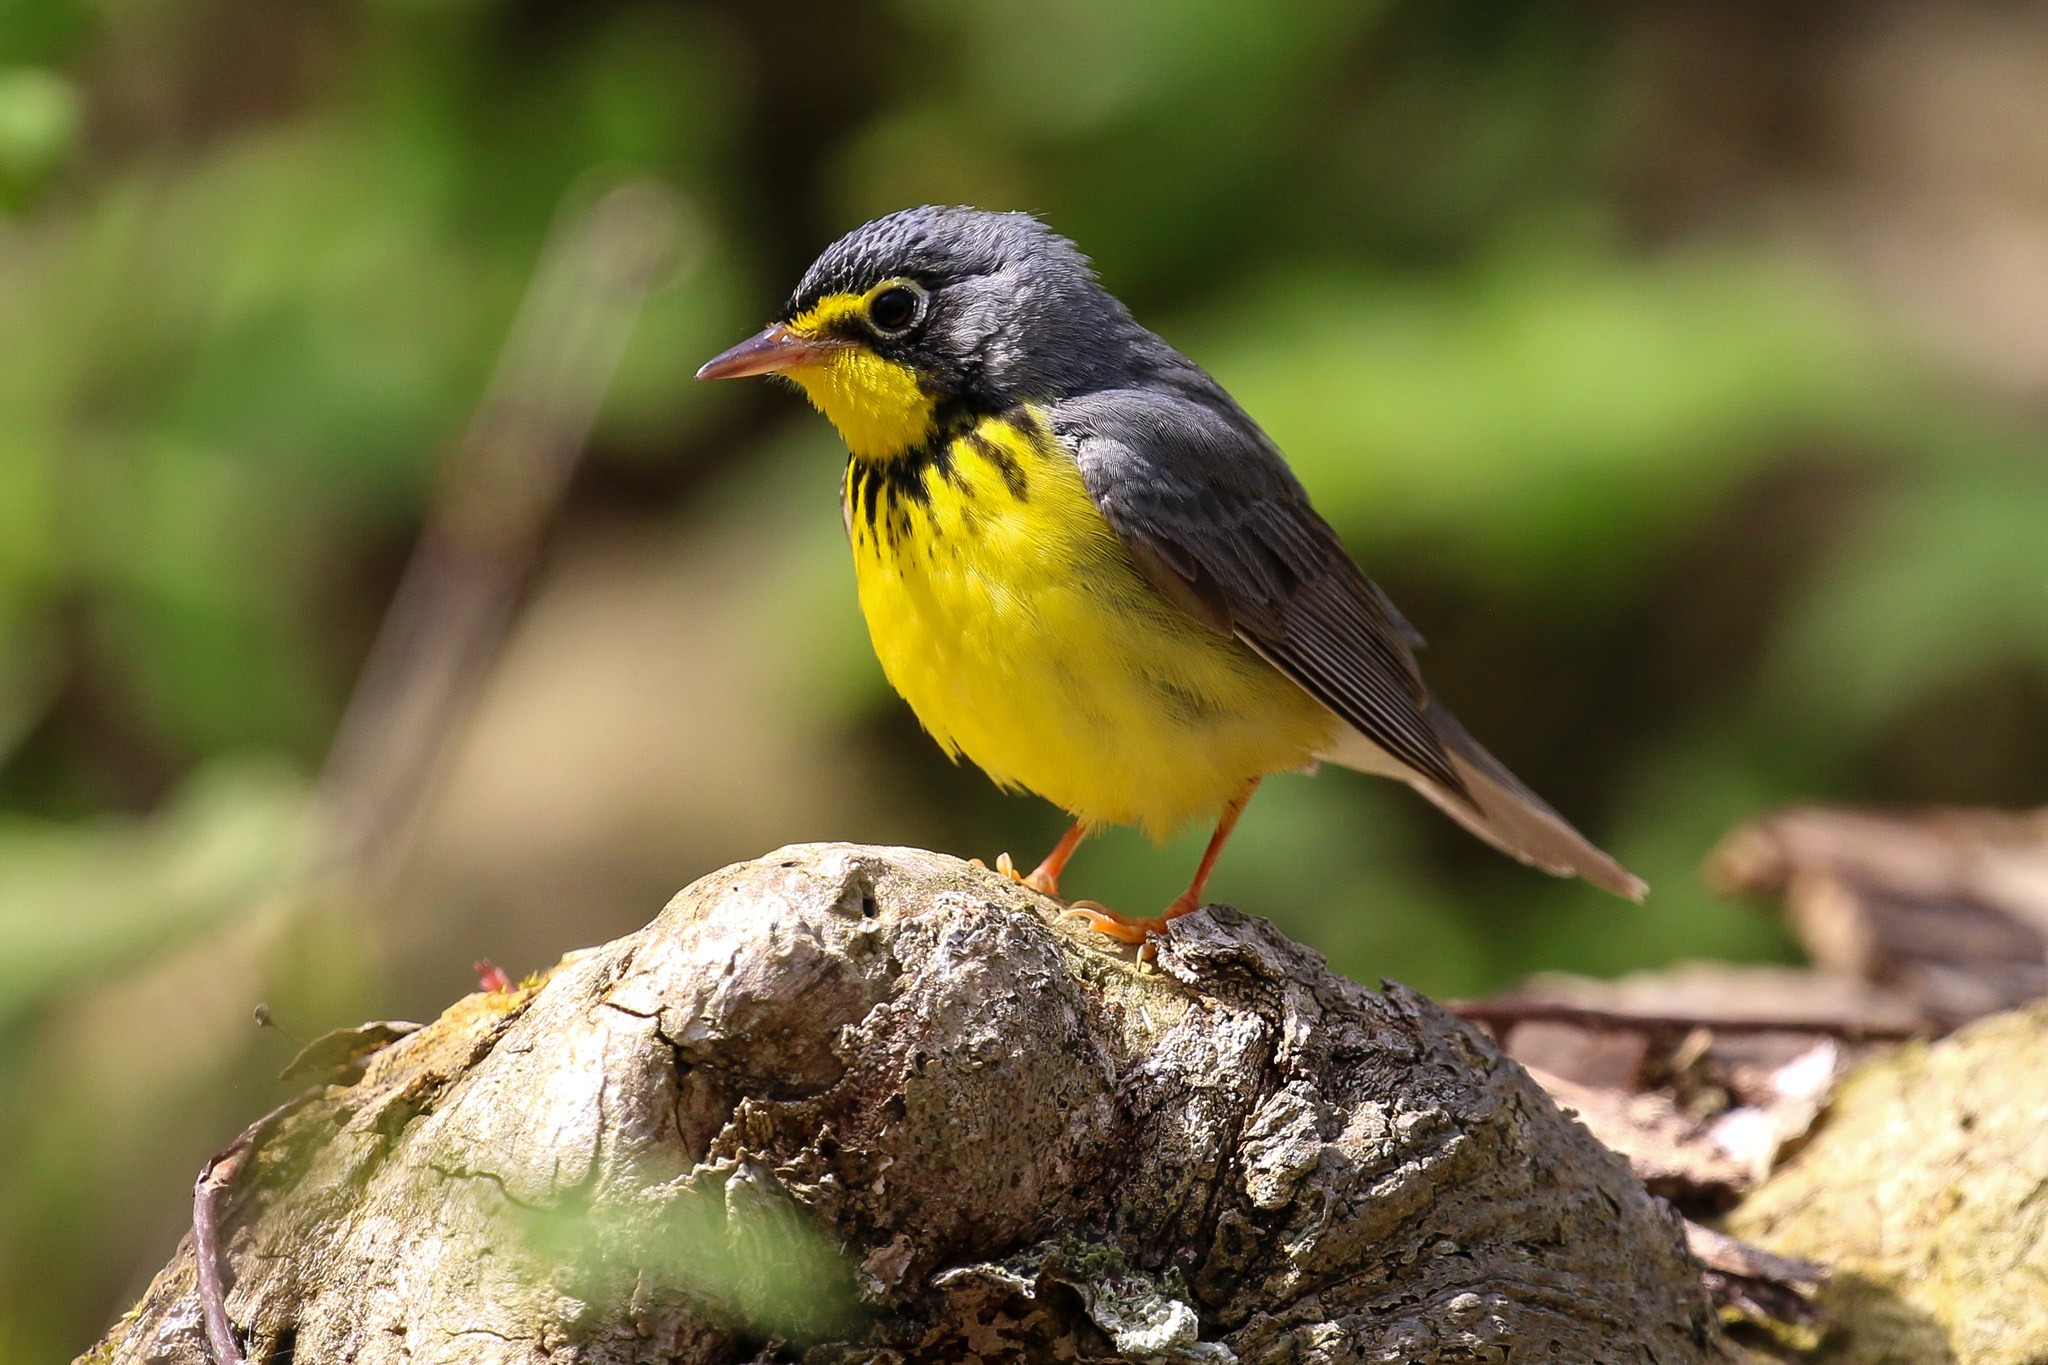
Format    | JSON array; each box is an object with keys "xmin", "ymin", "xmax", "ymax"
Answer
[{"xmin": 695, "ymin": 324, "xmax": 844, "ymax": 381}]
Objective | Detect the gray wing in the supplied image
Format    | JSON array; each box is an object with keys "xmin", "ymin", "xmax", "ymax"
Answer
[{"xmin": 1049, "ymin": 386, "xmax": 1467, "ymax": 801}]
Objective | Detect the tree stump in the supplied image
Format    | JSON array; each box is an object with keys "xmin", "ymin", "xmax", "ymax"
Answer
[{"xmin": 81, "ymin": 844, "xmax": 1723, "ymax": 1364}]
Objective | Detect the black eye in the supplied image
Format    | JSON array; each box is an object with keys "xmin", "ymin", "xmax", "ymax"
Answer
[{"xmin": 867, "ymin": 285, "xmax": 921, "ymax": 335}]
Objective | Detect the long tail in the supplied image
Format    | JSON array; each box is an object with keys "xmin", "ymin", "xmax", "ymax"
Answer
[{"xmin": 1322, "ymin": 700, "xmax": 1647, "ymax": 901}]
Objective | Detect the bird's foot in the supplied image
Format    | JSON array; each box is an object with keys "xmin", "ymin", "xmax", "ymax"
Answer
[
  {"xmin": 989, "ymin": 850, "xmax": 1061, "ymax": 897},
  {"xmin": 1060, "ymin": 892, "xmax": 1202, "ymax": 945}
]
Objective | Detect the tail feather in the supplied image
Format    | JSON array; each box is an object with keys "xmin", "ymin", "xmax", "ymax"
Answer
[{"xmin": 1322, "ymin": 702, "xmax": 1647, "ymax": 902}]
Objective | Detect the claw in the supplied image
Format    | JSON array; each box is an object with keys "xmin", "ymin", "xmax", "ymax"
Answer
[
  {"xmin": 1062, "ymin": 888, "xmax": 1210, "ymax": 944},
  {"xmin": 1061, "ymin": 900, "xmax": 1169, "ymax": 945},
  {"xmin": 989, "ymin": 849, "xmax": 1066, "ymax": 898}
]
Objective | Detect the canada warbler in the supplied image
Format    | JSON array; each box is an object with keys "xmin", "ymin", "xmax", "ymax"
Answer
[{"xmin": 699, "ymin": 206, "xmax": 1644, "ymax": 941}]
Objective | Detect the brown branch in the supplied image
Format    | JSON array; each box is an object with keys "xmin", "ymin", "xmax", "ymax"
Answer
[
  {"xmin": 193, "ymin": 1099, "xmax": 302, "ymax": 1365},
  {"xmin": 1448, "ymin": 997, "xmax": 1938, "ymax": 1043}
]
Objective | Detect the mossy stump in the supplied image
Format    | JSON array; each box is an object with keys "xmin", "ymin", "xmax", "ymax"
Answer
[{"xmin": 81, "ymin": 844, "xmax": 1721, "ymax": 1364}]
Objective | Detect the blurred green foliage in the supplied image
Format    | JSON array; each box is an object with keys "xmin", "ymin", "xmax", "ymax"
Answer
[
  {"xmin": 3, "ymin": 0, "xmax": 2047, "ymax": 1359},
  {"xmin": 0, "ymin": 759, "xmax": 301, "ymax": 1024},
  {"xmin": 522, "ymin": 1165, "xmax": 866, "ymax": 1346}
]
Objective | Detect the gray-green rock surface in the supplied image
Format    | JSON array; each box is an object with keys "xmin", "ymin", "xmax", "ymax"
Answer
[{"xmin": 1730, "ymin": 1000, "xmax": 2048, "ymax": 1365}]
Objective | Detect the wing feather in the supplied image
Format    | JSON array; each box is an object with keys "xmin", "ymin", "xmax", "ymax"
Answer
[
  {"xmin": 1046, "ymin": 382, "xmax": 1643, "ymax": 900},
  {"xmin": 1051, "ymin": 387, "xmax": 1467, "ymax": 800}
]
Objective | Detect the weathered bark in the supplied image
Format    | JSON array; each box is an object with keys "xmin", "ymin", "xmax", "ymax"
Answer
[{"xmin": 82, "ymin": 844, "xmax": 1722, "ymax": 1364}]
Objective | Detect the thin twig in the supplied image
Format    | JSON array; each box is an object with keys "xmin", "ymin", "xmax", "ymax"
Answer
[
  {"xmin": 1684, "ymin": 1218, "xmax": 1826, "ymax": 1328},
  {"xmin": 310, "ymin": 179, "xmax": 690, "ymax": 890},
  {"xmin": 1447, "ymin": 998, "xmax": 1937, "ymax": 1043},
  {"xmin": 194, "ymin": 1099, "xmax": 303, "ymax": 1365}
]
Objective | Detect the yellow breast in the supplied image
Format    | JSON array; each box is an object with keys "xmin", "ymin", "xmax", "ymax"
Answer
[{"xmin": 843, "ymin": 408, "xmax": 1338, "ymax": 839}]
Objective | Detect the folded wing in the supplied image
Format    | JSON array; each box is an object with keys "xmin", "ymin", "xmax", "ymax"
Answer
[{"xmin": 1052, "ymin": 385, "xmax": 1645, "ymax": 901}]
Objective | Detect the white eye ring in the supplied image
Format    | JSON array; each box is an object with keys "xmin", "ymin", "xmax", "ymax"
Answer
[{"xmin": 865, "ymin": 280, "xmax": 927, "ymax": 338}]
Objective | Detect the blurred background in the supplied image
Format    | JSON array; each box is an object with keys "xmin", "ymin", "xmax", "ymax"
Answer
[{"xmin": 4, "ymin": 0, "xmax": 2047, "ymax": 1357}]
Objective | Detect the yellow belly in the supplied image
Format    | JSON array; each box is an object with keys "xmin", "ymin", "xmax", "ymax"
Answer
[{"xmin": 846, "ymin": 408, "xmax": 1338, "ymax": 839}]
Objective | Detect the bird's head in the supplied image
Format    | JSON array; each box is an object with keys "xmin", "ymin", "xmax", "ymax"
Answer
[{"xmin": 697, "ymin": 206, "xmax": 1134, "ymax": 460}]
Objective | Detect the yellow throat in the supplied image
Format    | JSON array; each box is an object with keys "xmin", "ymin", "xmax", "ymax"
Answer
[{"xmin": 781, "ymin": 292, "xmax": 936, "ymax": 460}]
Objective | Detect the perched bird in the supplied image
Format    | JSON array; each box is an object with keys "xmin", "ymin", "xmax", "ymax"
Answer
[{"xmin": 698, "ymin": 206, "xmax": 1644, "ymax": 940}]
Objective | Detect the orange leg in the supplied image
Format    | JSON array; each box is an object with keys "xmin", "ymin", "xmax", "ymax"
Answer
[
  {"xmin": 993, "ymin": 821, "xmax": 1088, "ymax": 898},
  {"xmin": 1065, "ymin": 778, "xmax": 1262, "ymax": 945}
]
